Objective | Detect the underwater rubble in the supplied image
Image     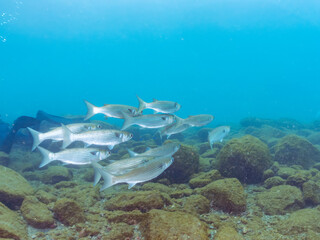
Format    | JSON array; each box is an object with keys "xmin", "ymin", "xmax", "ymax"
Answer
[{"xmin": 1, "ymin": 116, "xmax": 320, "ymax": 239}]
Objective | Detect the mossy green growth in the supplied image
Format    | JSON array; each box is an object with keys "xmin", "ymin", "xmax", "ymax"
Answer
[
  {"xmin": 263, "ymin": 176, "xmax": 285, "ymax": 189},
  {"xmin": 302, "ymin": 180, "xmax": 320, "ymax": 205},
  {"xmin": 274, "ymin": 135, "xmax": 320, "ymax": 169},
  {"xmin": 189, "ymin": 169, "xmax": 222, "ymax": 188},
  {"xmin": 53, "ymin": 198, "xmax": 85, "ymax": 226},
  {"xmin": 41, "ymin": 166, "xmax": 73, "ymax": 184},
  {"xmin": 0, "ymin": 151, "xmax": 9, "ymax": 166},
  {"xmin": 217, "ymin": 135, "xmax": 272, "ymax": 183}
]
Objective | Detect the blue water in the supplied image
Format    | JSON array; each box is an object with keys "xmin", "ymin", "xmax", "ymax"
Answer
[{"xmin": 1, "ymin": 0, "xmax": 320, "ymax": 124}]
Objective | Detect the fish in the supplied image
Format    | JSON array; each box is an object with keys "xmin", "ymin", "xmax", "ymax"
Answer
[
  {"xmin": 137, "ymin": 96, "xmax": 181, "ymax": 114},
  {"xmin": 208, "ymin": 126, "xmax": 230, "ymax": 149},
  {"xmin": 27, "ymin": 123, "xmax": 103, "ymax": 151},
  {"xmin": 158, "ymin": 117, "xmax": 190, "ymax": 139},
  {"xmin": 61, "ymin": 125, "xmax": 133, "ymax": 149},
  {"xmin": 183, "ymin": 114, "xmax": 214, "ymax": 127},
  {"xmin": 37, "ymin": 146, "xmax": 110, "ymax": 168},
  {"xmin": 93, "ymin": 155, "xmax": 157, "ymax": 185},
  {"xmin": 127, "ymin": 142, "xmax": 180, "ymax": 158},
  {"xmin": 84, "ymin": 100, "xmax": 138, "ymax": 120},
  {"xmin": 94, "ymin": 155, "xmax": 174, "ymax": 190},
  {"xmin": 121, "ymin": 113, "xmax": 174, "ymax": 130}
]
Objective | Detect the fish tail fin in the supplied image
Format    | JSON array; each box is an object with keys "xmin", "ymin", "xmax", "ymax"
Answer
[
  {"xmin": 37, "ymin": 146, "xmax": 55, "ymax": 168},
  {"xmin": 61, "ymin": 124, "xmax": 74, "ymax": 149},
  {"xmin": 27, "ymin": 127, "xmax": 42, "ymax": 151},
  {"xmin": 99, "ymin": 169, "xmax": 115, "ymax": 191},
  {"xmin": 121, "ymin": 112, "xmax": 134, "ymax": 130},
  {"xmin": 137, "ymin": 95, "xmax": 147, "ymax": 113},
  {"xmin": 127, "ymin": 149, "xmax": 138, "ymax": 157},
  {"xmin": 84, "ymin": 100, "xmax": 99, "ymax": 120},
  {"xmin": 91, "ymin": 162, "xmax": 102, "ymax": 186}
]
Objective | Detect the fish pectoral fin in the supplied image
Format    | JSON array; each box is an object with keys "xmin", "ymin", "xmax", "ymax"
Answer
[
  {"xmin": 128, "ymin": 183, "xmax": 136, "ymax": 189},
  {"xmin": 107, "ymin": 145, "xmax": 115, "ymax": 150}
]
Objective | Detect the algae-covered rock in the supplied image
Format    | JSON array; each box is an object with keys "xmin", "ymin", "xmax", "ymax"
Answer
[
  {"xmin": 197, "ymin": 178, "xmax": 246, "ymax": 213},
  {"xmin": 277, "ymin": 208, "xmax": 320, "ymax": 235},
  {"xmin": 105, "ymin": 223, "xmax": 134, "ymax": 240},
  {"xmin": 41, "ymin": 166, "xmax": 73, "ymax": 184},
  {"xmin": 183, "ymin": 194, "xmax": 210, "ymax": 215},
  {"xmin": 105, "ymin": 210, "xmax": 146, "ymax": 224},
  {"xmin": 262, "ymin": 169, "xmax": 275, "ymax": 180},
  {"xmin": 0, "ymin": 165, "xmax": 34, "ymax": 209},
  {"xmin": 274, "ymin": 135, "xmax": 320, "ymax": 169},
  {"xmin": 53, "ymin": 198, "xmax": 85, "ymax": 226},
  {"xmin": 263, "ymin": 176, "xmax": 286, "ymax": 189},
  {"xmin": 141, "ymin": 182, "xmax": 172, "ymax": 193},
  {"xmin": 21, "ymin": 196, "xmax": 55, "ymax": 229},
  {"xmin": 35, "ymin": 190, "xmax": 57, "ymax": 204},
  {"xmin": 170, "ymin": 188, "xmax": 193, "ymax": 199},
  {"xmin": 302, "ymin": 180, "xmax": 320, "ymax": 205},
  {"xmin": 161, "ymin": 144, "xmax": 199, "ymax": 183},
  {"xmin": 104, "ymin": 191, "xmax": 171, "ymax": 212},
  {"xmin": 0, "ymin": 152, "xmax": 9, "ymax": 166},
  {"xmin": 140, "ymin": 209, "xmax": 208, "ymax": 240},
  {"xmin": 277, "ymin": 166, "xmax": 297, "ymax": 179},
  {"xmin": 215, "ymin": 225, "xmax": 245, "ymax": 240},
  {"xmin": 286, "ymin": 172, "xmax": 309, "ymax": 187},
  {"xmin": 217, "ymin": 135, "xmax": 272, "ymax": 183},
  {"xmin": 256, "ymin": 185, "xmax": 304, "ymax": 215},
  {"xmin": 189, "ymin": 169, "xmax": 222, "ymax": 188},
  {"xmin": 0, "ymin": 202, "xmax": 28, "ymax": 239}
]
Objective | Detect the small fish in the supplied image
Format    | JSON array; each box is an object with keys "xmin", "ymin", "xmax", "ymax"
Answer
[
  {"xmin": 127, "ymin": 142, "xmax": 180, "ymax": 158},
  {"xmin": 27, "ymin": 123, "xmax": 103, "ymax": 151},
  {"xmin": 183, "ymin": 114, "xmax": 214, "ymax": 127},
  {"xmin": 61, "ymin": 125, "xmax": 133, "ymax": 149},
  {"xmin": 84, "ymin": 100, "xmax": 138, "ymax": 120},
  {"xmin": 94, "ymin": 155, "xmax": 174, "ymax": 190},
  {"xmin": 93, "ymin": 155, "xmax": 157, "ymax": 185},
  {"xmin": 158, "ymin": 118, "xmax": 190, "ymax": 139},
  {"xmin": 121, "ymin": 113, "xmax": 174, "ymax": 130},
  {"xmin": 208, "ymin": 126, "xmax": 230, "ymax": 149},
  {"xmin": 137, "ymin": 96, "xmax": 181, "ymax": 114},
  {"xmin": 37, "ymin": 146, "xmax": 110, "ymax": 168}
]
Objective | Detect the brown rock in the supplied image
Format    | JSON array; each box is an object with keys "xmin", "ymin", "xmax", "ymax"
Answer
[
  {"xmin": 215, "ymin": 225, "xmax": 245, "ymax": 240},
  {"xmin": 53, "ymin": 198, "xmax": 85, "ymax": 226}
]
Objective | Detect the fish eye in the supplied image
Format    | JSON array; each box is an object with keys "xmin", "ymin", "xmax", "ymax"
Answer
[
  {"xmin": 108, "ymin": 151, "xmax": 111, "ymax": 155},
  {"xmin": 97, "ymin": 124, "xmax": 102, "ymax": 129},
  {"xmin": 223, "ymin": 129, "xmax": 226, "ymax": 133},
  {"xmin": 128, "ymin": 109, "xmax": 133, "ymax": 113},
  {"xmin": 161, "ymin": 116, "xmax": 167, "ymax": 121},
  {"xmin": 130, "ymin": 133, "xmax": 133, "ymax": 138}
]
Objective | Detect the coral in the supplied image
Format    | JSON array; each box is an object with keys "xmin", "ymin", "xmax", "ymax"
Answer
[
  {"xmin": 140, "ymin": 209, "xmax": 208, "ymax": 240},
  {"xmin": 217, "ymin": 135, "xmax": 272, "ymax": 183},
  {"xmin": 256, "ymin": 185, "xmax": 304, "ymax": 215},
  {"xmin": 161, "ymin": 144, "xmax": 199, "ymax": 183},
  {"xmin": 274, "ymin": 135, "xmax": 320, "ymax": 169},
  {"xmin": 0, "ymin": 202, "xmax": 28, "ymax": 239},
  {"xmin": 53, "ymin": 198, "xmax": 86, "ymax": 226},
  {"xmin": 21, "ymin": 196, "xmax": 55, "ymax": 229},
  {"xmin": 196, "ymin": 178, "xmax": 246, "ymax": 213},
  {"xmin": 0, "ymin": 165, "xmax": 34, "ymax": 209},
  {"xmin": 41, "ymin": 166, "xmax": 73, "ymax": 184}
]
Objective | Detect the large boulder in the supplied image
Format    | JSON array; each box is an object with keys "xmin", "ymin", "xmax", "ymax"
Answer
[
  {"xmin": 256, "ymin": 185, "xmax": 304, "ymax": 215},
  {"xmin": 302, "ymin": 180, "xmax": 320, "ymax": 205},
  {"xmin": 196, "ymin": 178, "xmax": 246, "ymax": 213},
  {"xmin": 0, "ymin": 165, "xmax": 34, "ymax": 209},
  {"xmin": 0, "ymin": 202, "xmax": 28, "ymax": 239},
  {"xmin": 41, "ymin": 166, "xmax": 73, "ymax": 184},
  {"xmin": 53, "ymin": 198, "xmax": 85, "ymax": 226},
  {"xmin": 161, "ymin": 144, "xmax": 199, "ymax": 183},
  {"xmin": 140, "ymin": 209, "xmax": 208, "ymax": 240},
  {"xmin": 217, "ymin": 135, "xmax": 272, "ymax": 183},
  {"xmin": 274, "ymin": 135, "xmax": 320, "ymax": 169}
]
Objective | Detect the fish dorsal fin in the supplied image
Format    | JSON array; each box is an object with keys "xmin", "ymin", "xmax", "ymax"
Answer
[
  {"xmin": 107, "ymin": 145, "xmax": 115, "ymax": 150},
  {"xmin": 127, "ymin": 149, "xmax": 138, "ymax": 157},
  {"xmin": 128, "ymin": 183, "xmax": 136, "ymax": 189},
  {"xmin": 153, "ymin": 99, "xmax": 158, "ymax": 102}
]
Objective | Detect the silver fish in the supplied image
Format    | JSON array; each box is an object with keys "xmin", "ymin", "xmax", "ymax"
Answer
[
  {"xmin": 94, "ymin": 155, "xmax": 174, "ymax": 190},
  {"xmin": 137, "ymin": 96, "xmax": 181, "ymax": 114},
  {"xmin": 84, "ymin": 100, "xmax": 139, "ymax": 120},
  {"xmin": 158, "ymin": 117, "xmax": 190, "ymax": 139},
  {"xmin": 183, "ymin": 114, "xmax": 214, "ymax": 127},
  {"xmin": 61, "ymin": 125, "xmax": 133, "ymax": 149},
  {"xmin": 208, "ymin": 126, "xmax": 230, "ymax": 149},
  {"xmin": 121, "ymin": 113, "xmax": 174, "ymax": 130},
  {"xmin": 127, "ymin": 142, "xmax": 180, "ymax": 158},
  {"xmin": 37, "ymin": 146, "xmax": 110, "ymax": 168},
  {"xmin": 27, "ymin": 122, "xmax": 102, "ymax": 151}
]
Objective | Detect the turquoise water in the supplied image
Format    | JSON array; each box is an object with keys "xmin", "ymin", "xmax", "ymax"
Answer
[{"xmin": 1, "ymin": 0, "xmax": 320, "ymax": 123}]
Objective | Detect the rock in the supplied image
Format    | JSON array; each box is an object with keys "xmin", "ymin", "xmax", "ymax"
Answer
[
  {"xmin": 274, "ymin": 135, "xmax": 320, "ymax": 169},
  {"xmin": 197, "ymin": 128, "xmax": 211, "ymax": 142},
  {"xmin": 105, "ymin": 223, "xmax": 134, "ymax": 240},
  {"xmin": 53, "ymin": 198, "xmax": 85, "ymax": 226},
  {"xmin": 277, "ymin": 166, "xmax": 297, "ymax": 179},
  {"xmin": 0, "ymin": 152, "xmax": 9, "ymax": 166},
  {"xmin": 41, "ymin": 166, "xmax": 73, "ymax": 184},
  {"xmin": 105, "ymin": 210, "xmax": 146, "ymax": 225},
  {"xmin": 161, "ymin": 144, "xmax": 199, "ymax": 183},
  {"xmin": 262, "ymin": 169, "xmax": 275, "ymax": 181},
  {"xmin": 21, "ymin": 196, "xmax": 55, "ymax": 229},
  {"xmin": 189, "ymin": 169, "xmax": 222, "ymax": 188},
  {"xmin": 0, "ymin": 165, "xmax": 34, "ymax": 209},
  {"xmin": 263, "ymin": 176, "xmax": 285, "ymax": 189},
  {"xmin": 215, "ymin": 225, "xmax": 245, "ymax": 240},
  {"xmin": 286, "ymin": 172, "xmax": 309, "ymax": 187},
  {"xmin": 277, "ymin": 208, "xmax": 320, "ymax": 235},
  {"xmin": 217, "ymin": 135, "xmax": 272, "ymax": 183},
  {"xmin": 307, "ymin": 132, "xmax": 320, "ymax": 145},
  {"xmin": 302, "ymin": 180, "xmax": 320, "ymax": 205},
  {"xmin": 198, "ymin": 157, "xmax": 213, "ymax": 172},
  {"xmin": 141, "ymin": 182, "xmax": 172, "ymax": 193},
  {"xmin": 104, "ymin": 191, "xmax": 171, "ymax": 212},
  {"xmin": 240, "ymin": 117, "xmax": 272, "ymax": 128},
  {"xmin": 0, "ymin": 202, "xmax": 28, "ymax": 239},
  {"xmin": 35, "ymin": 190, "xmax": 57, "ymax": 204},
  {"xmin": 256, "ymin": 185, "xmax": 304, "ymax": 215},
  {"xmin": 197, "ymin": 178, "xmax": 246, "ymax": 213},
  {"xmin": 140, "ymin": 209, "xmax": 208, "ymax": 240},
  {"xmin": 183, "ymin": 195, "xmax": 210, "ymax": 215},
  {"xmin": 169, "ymin": 188, "xmax": 193, "ymax": 199}
]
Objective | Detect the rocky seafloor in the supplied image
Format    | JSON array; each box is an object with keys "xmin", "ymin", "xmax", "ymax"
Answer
[{"xmin": 1, "ymin": 117, "xmax": 320, "ymax": 240}]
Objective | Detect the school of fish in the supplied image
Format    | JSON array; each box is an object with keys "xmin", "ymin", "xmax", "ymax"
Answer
[{"xmin": 28, "ymin": 96, "xmax": 230, "ymax": 191}]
